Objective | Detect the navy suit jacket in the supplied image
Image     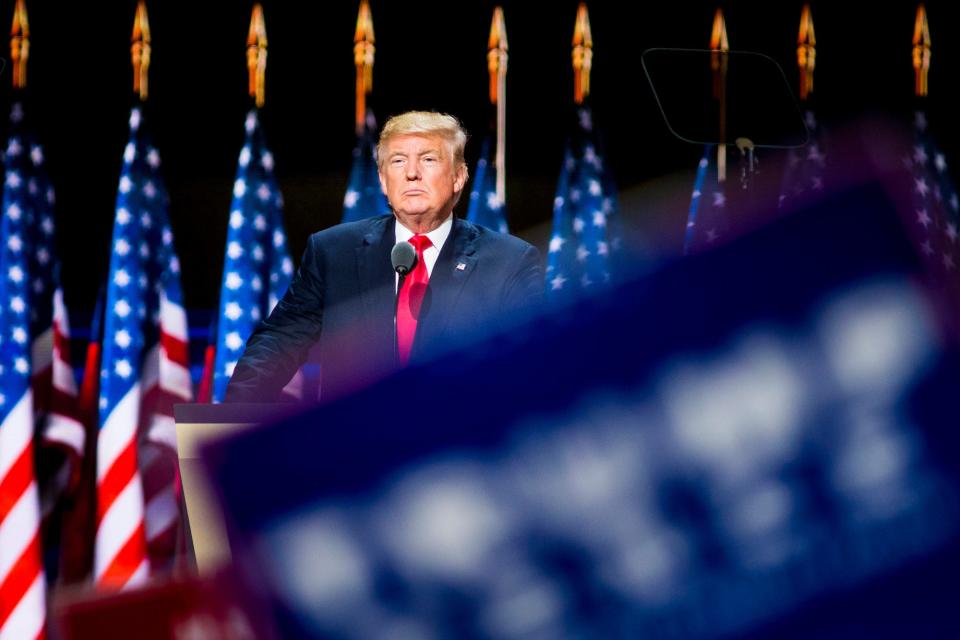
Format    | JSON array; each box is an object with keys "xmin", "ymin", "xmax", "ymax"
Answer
[{"xmin": 225, "ymin": 215, "xmax": 543, "ymax": 402}]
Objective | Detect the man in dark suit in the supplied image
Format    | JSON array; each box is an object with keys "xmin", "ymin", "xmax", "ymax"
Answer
[{"xmin": 226, "ymin": 111, "xmax": 542, "ymax": 402}]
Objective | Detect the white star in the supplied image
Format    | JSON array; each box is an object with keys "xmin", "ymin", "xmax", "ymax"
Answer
[
  {"xmin": 114, "ymin": 269, "xmax": 131, "ymax": 287},
  {"xmin": 251, "ymin": 276, "xmax": 263, "ymax": 291},
  {"xmin": 580, "ymin": 274, "xmax": 594, "ymax": 288},
  {"xmin": 548, "ymin": 235, "xmax": 566, "ymax": 253},
  {"xmin": 947, "ymin": 223, "xmax": 958, "ymax": 243},
  {"xmin": 598, "ymin": 241, "xmax": 609, "ymax": 256},
  {"xmin": 935, "ymin": 153, "xmax": 948, "ymax": 173},
  {"xmin": 570, "ymin": 188, "xmax": 582, "ymax": 203},
  {"xmin": 915, "ymin": 111, "xmax": 928, "ymax": 132},
  {"xmin": 169, "ymin": 256, "xmax": 181, "ymax": 273},
  {"xmin": 99, "ymin": 396, "xmax": 107, "ymax": 410},
  {"xmin": 6, "ymin": 171, "xmax": 22, "ymax": 189},
  {"xmin": 225, "ymin": 272, "xmax": 243, "ymax": 290},
  {"xmin": 485, "ymin": 192, "xmax": 503, "ymax": 210},
  {"xmin": 261, "ymin": 151, "xmax": 274, "ymax": 171},
  {"xmin": 15, "ymin": 357, "xmax": 29, "ymax": 375},
  {"xmin": 10, "ymin": 102, "xmax": 23, "ymax": 123},
  {"xmin": 573, "ymin": 217, "xmax": 585, "ymax": 233},
  {"xmin": 227, "ymin": 242, "xmax": 244, "ymax": 259},
  {"xmin": 141, "ymin": 212, "xmax": 152, "ymax": 228},
  {"xmin": 592, "ymin": 211, "xmax": 606, "ymax": 227},
  {"xmin": 40, "ymin": 216, "xmax": 53, "ymax": 235},
  {"xmin": 712, "ymin": 191, "xmax": 726, "ymax": 207},
  {"xmin": 28, "ymin": 146, "xmax": 44, "ymax": 166},
  {"xmin": 238, "ymin": 146, "xmax": 252, "ymax": 167},
  {"xmin": 124, "ymin": 142, "xmax": 136, "ymax": 163},
  {"xmin": 252, "ymin": 245, "xmax": 264, "ymax": 262},
  {"xmin": 129, "ymin": 108, "xmax": 142, "ymax": 130},
  {"xmin": 915, "ymin": 178, "xmax": 930, "ymax": 198},
  {"xmin": 113, "ymin": 239, "xmax": 131, "ymax": 256},
  {"xmin": 254, "ymin": 215, "xmax": 267, "ymax": 231},
  {"xmin": 230, "ymin": 210, "xmax": 245, "ymax": 229},
  {"xmin": 282, "ymin": 257, "xmax": 293, "ymax": 275},
  {"xmin": 344, "ymin": 189, "xmax": 359, "ymax": 208},
  {"xmin": 12, "ymin": 327, "xmax": 27, "ymax": 344},
  {"xmin": 245, "ymin": 111, "xmax": 257, "ymax": 133},
  {"xmin": 225, "ymin": 361, "xmax": 238, "ymax": 377},
  {"xmin": 554, "ymin": 196, "xmax": 565, "ymax": 209},
  {"xmin": 147, "ymin": 149, "xmax": 161, "ymax": 168},
  {"xmin": 273, "ymin": 230, "xmax": 284, "ymax": 247},
  {"xmin": 587, "ymin": 179, "xmax": 602, "ymax": 197},
  {"xmin": 115, "ymin": 299, "xmax": 131, "ymax": 317},
  {"xmin": 706, "ymin": 229, "xmax": 719, "ymax": 243},
  {"xmin": 234, "ymin": 179, "xmax": 247, "ymax": 198},
  {"xmin": 116, "ymin": 208, "xmax": 131, "ymax": 224},
  {"xmin": 699, "ymin": 157, "xmax": 709, "ymax": 169},
  {"xmin": 119, "ymin": 175, "xmax": 132, "ymax": 193},
  {"xmin": 921, "ymin": 240, "xmax": 934, "ymax": 256},
  {"xmin": 576, "ymin": 245, "xmax": 590, "ymax": 263},
  {"xmin": 115, "ymin": 329, "xmax": 132, "ymax": 348},
  {"xmin": 8, "ymin": 266, "xmax": 24, "ymax": 283},
  {"xmin": 579, "ymin": 109, "xmax": 593, "ymax": 131},
  {"xmin": 143, "ymin": 181, "xmax": 157, "ymax": 199},
  {"xmin": 140, "ymin": 242, "xmax": 150, "ymax": 258},
  {"xmin": 7, "ymin": 137, "xmax": 22, "ymax": 156},
  {"xmin": 913, "ymin": 145, "xmax": 928, "ymax": 166},
  {"xmin": 917, "ymin": 209, "xmax": 932, "ymax": 228},
  {"xmin": 7, "ymin": 235, "xmax": 22, "ymax": 252},
  {"xmin": 46, "ymin": 188, "xmax": 55, "ymax": 206},
  {"xmin": 257, "ymin": 184, "xmax": 271, "ymax": 201},
  {"xmin": 251, "ymin": 306, "xmax": 261, "ymax": 321},
  {"xmin": 27, "ymin": 178, "xmax": 38, "ymax": 195},
  {"xmin": 225, "ymin": 332, "xmax": 244, "ymax": 351},
  {"xmin": 163, "ymin": 228, "xmax": 173, "ymax": 245},
  {"xmin": 6, "ymin": 203, "xmax": 22, "ymax": 220},
  {"xmin": 225, "ymin": 302, "xmax": 243, "ymax": 320},
  {"xmin": 115, "ymin": 359, "xmax": 133, "ymax": 379},
  {"xmin": 550, "ymin": 274, "xmax": 567, "ymax": 290}
]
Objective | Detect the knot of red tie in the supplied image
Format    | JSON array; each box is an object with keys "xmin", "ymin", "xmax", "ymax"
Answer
[{"xmin": 409, "ymin": 234, "xmax": 433, "ymax": 254}]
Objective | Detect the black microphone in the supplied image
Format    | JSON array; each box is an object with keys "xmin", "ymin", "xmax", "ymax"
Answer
[{"xmin": 391, "ymin": 241, "xmax": 417, "ymax": 276}]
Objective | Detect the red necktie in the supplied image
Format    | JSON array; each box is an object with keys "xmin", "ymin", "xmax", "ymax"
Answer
[{"xmin": 397, "ymin": 234, "xmax": 432, "ymax": 364}]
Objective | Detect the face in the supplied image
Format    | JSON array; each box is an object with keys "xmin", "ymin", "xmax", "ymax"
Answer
[{"xmin": 378, "ymin": 133, "xmax": 467, "ymax": 233}]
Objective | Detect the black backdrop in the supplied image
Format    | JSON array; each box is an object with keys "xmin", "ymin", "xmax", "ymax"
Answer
[{"xmin": 2, "ymin": 0, "xmax": 959, "ymax": 314}]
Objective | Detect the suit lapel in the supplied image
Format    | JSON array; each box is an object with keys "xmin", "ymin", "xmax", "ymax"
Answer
[
  {"xmin": 355, "ymin": 216, "xmax": 397, "ymax": 361},
  {"xmin": 413, "ymin": 218, "xmax": 478, "ymax": 356}
]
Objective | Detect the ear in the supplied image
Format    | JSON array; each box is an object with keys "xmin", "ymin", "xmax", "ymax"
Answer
[{"xmin": 453, "ymin": 163, "xmax": 468, "ymax": 194}]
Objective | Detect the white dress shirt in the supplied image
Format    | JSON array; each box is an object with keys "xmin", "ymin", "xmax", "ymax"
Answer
[{"xmin": 394, "ymin": 215, "xmax": 453, "ymax": 290}]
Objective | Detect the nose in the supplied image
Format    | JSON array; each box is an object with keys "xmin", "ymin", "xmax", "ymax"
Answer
[{"xmin": 405, "ymin": 158, "xmax": 421, "ymax": 180}]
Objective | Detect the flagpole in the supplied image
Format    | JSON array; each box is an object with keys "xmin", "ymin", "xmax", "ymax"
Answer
[
  {"xmin": 131, "ymin": 0, "xmax": 150, "ymax": 100},
  {"xmin": 710, "ymin": 9, "xmax": 729, "ymax": 184},
  {"xmin": 797, "ymin": 4, "xmax": 816, "ymax": 102},
  {"xmin": 10, "ymin": 0, "xmax": 28, "ymax": 90},
  {"xmin": 913, "ymin": 3, "xmax": 930, "ymax": 98},
  {"xmin": 355, "ymin": 0, "xmax": 375, "ymax": 135},
  {"xmin": 488, "ymin": 7, "xmax": 508, "ymax": 207},
  {"xmin": 247, "ymin": 3, "xmax": 268, "ymax": 108}
]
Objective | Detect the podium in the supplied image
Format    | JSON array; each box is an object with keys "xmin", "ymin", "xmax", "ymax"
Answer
[{"xmin": 173, "ymin": 403, "xmax": 303, "ymax": 574}]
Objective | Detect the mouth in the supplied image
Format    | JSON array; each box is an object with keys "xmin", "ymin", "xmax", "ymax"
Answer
[{"xmin": 403, "ymin": 189, "xmax": 427, "ymax": 197}]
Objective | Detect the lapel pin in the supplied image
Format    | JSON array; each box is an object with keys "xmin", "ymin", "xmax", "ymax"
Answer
[{"xmin": 456, "ymin": 262, "xmax": 466, "ymax": 271}]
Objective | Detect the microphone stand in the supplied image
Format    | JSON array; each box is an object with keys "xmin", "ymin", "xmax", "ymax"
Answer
[{"xmin": 394, "ymin": 271, "xmax": 406, "ymax": 362}]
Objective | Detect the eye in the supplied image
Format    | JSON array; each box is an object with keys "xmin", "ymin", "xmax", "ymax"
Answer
[{"xmin": 390, "ymin": 157, "xmax": 405, "ymax": 166}]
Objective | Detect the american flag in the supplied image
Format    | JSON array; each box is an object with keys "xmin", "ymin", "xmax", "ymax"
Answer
[
  {"xmin": 545, "ymin": 107, "xmax": 622, "ymax": 298},
  {"xmin": 212, "ymin": 110, "xmax": 301, "ymax": 403},
  {"xmin": 905, "ymin": 110, "xmax": 960, "ymax": 291},
  {"xmin": 342, "ymin": 109, "xmax": 388, "ymax": 223},
  {"xmin": 684, "ymin": 145, "xmax": 729, "ymax": 255},
  {"xmin": 466, "ymin": 135, "xmax": 508, "ymax": 234},
  {"xmin": 0, "ymin": 98, "xmax": 71, "ymax": 640},
  {"xmin": 778, "ymin": 110, "xmax": 826, "ymax": 208},
  {"xmin": 95, "ymin": 105, "xmax": 191, "ymax": 588}
]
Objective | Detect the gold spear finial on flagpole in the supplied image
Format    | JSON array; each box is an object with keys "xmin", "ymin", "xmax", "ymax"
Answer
[
  {"xmin": 913, "ymin": 3, "xmax": 931, "ymax": 97},
  {"xmin": 355, "ymin": 0, "xmax": 376, "ymax": 134},
  {"xmin": 572, "ymin": 3, "xmax": 593, "ymax": 105},
  {"xmin": 131, "ymin": 0, "xmax": 151, "ymax": 100},
  {"xmin": 247, "ymin": 4, "xmax": 268, "ymax": 108},
  {"xmin": 488, "ymin": 6, "xmax": 508, "ymax": 205},
  {"xmin": 797, "ymin": 3, "xmax": 816, "ymax": 101},
  {"xmin": 10, "ymin": 0, "xmax": 29, "ymax": 90},
  {"xmin": 710, "ymin": 8, "xmax": 729, "ymax": 183}
]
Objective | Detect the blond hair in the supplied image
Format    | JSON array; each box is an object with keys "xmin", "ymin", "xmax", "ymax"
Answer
[{"xmin": 377, "ymin": 111, "xmax": 468, "ymax": 170}]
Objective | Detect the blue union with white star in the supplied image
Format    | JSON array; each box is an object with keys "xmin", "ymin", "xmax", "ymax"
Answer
[
  {"xmin": 99, "ymin": 106, "xmax": 186, "ymax": 425},
  {"xmin": 342, "ymin": 110, "xmax": 389, "ymax": 223},
  {"xmin": 212, "ymin": 110, "xmax": 294, "ymax": 402},
  {"xmin": 0, "ymin": 100, "xmax": 58, "ymax": 419},
  {"xmin": 466, "ymin": 135, "xmax": 508, "ymax": 234},
  {"xmin": 545, "ymin": 107, "xmax": 622, "ymax": 299}
]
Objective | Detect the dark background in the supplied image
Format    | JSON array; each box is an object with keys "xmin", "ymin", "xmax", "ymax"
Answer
[{"xmin": 2, "ymin": 0, "xmax": 959, "ymax": 315}]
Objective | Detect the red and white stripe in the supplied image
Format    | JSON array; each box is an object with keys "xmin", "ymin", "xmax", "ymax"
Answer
[
  {"xmin": 94, "ymin": 384, "xmax": 149, "ymax": 589},
  {"xmin": 0, "ymin": 391, "xmax": 46, "ymax": 640},
  {"xmin": 139, "ymin": 292, "xmax": 192, "ymax": 571}
]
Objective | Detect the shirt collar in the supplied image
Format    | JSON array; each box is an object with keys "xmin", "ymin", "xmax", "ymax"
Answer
[{"xmin": 394, "ymin": 214, "xmax": 453, "ymax": 252}]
